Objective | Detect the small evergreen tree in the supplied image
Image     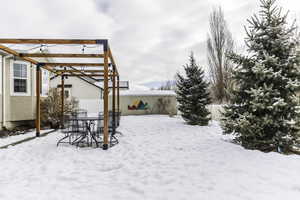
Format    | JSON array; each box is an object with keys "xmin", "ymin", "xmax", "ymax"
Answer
[
  {"xmin": 176, "ymin": 52, "xmax": 211, "ymax": 125},
  {"xmin": 221, "ymin": 0, "xmax": 300, "ymax": 153}
]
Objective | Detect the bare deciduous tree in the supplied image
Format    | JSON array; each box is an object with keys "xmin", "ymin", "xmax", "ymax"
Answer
[
  {"xmin": 207, "ymin": 6, "xmax": 234, "ymax": 103},
  {"xmin": 158, "ymin": 80, "xmax": 175, "ymax": 90},
  {"xmin": 41, "ymin": 88, "xmax": 78, "ymax": 128}
]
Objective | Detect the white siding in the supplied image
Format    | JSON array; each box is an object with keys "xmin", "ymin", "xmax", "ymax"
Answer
[{"xmin": 50, "ymin": 76, "xmax": 103, "ymax": 113}]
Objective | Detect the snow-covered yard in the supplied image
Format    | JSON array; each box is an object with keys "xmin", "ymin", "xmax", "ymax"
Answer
[
  {"xmin": 0, "ymin": 115, "xmax": 299, "ymax": 200},
  {"xmin": 0, "ymin": 129, "xmax": 53, "ymax": 147}
]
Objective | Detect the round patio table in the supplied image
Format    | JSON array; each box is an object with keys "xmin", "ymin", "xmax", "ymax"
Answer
[{"xmin": 68, "ymin": 116, "xmax": 104, "ymax": 147}]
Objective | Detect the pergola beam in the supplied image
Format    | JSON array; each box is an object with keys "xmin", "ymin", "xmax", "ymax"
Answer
[
  {"xmin": 53, "ymin": 66, "xmax": 112, "ymax": 69},
  {"xmin": 64, "ymin": 74, "xmax": 114, "ymax": 77},
  {"xmin": 0, "ymin": 44, "xmax": 57, "ymax": 74},
  {"xmin": 42, "ymin": 63, "xmax": 105, "ymax": 67},
  {"xmin": 55, "ymin": 70, "xmax": 109, "ymax": 73},
  {"xmin": 0, "ymin": 38, "xmax": 119, "ymax": 151},
  {"xmin": 20, "ymin": 53, "xmax": 104, "ymax": 58},
  {"xmin": 0, "ymin": 39, "xmax": 107, "ymax": 45},
  {"xmin": 108, "ymin": 47, "xmax": 119, "ymax": 76}
]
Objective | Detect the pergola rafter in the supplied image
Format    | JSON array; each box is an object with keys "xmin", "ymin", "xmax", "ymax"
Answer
[
  {"xmin": 0, "ymin": 38, "xmax": 107, "ymax": 44},
  {"xmin": 55, "ymin": 70, "xmax": 108, "ymax": 73},
  {"xmin": 57, "ymin": 73, "xmax": 115, "ymax": 77},
  {"xmin": 20, "ymin": 53, "xmax": 105, "ymax": 58},
  {"xmin": 0, "ymin": 38, "xmax": 120, "ymax": 150},
  {"xmin": 0, "ymin": 44, "xmax": 56, "ymax": 73},
  {"xmin": 41, "ymin": 63, "xmax": 106, "ymax": 66}
]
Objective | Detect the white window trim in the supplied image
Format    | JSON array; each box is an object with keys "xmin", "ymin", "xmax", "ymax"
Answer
[{"xmin": 10, "ymin": 60, "xmax": 31, "ymax": 96}]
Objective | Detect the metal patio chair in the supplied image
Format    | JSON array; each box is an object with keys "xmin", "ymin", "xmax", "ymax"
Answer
[
  {"xmin": 57, "ymin": 114, "xmax": 75, "ymax": 146},
  {"xmin": 90, "ymin": 112, "xmax": 119, "ymax": 147}
]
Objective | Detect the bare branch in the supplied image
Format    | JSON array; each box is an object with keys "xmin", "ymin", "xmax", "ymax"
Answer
[{"xmin": 207, "ymin": 6, "xmax": 235, "ymax": 103}]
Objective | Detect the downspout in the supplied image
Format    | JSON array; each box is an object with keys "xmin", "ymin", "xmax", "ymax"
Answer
[{"xmin": 2, "ymin": 55, "xmax": 13, "ymax": 129}]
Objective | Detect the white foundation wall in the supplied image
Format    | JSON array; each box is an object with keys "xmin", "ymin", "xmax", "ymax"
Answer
[{"xmin": 109, "ymin": 94, "xmax": 177, "ymax": 116}]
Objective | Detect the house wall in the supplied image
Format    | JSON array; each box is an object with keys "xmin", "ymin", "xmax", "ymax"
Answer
[
  {"xmin": 5, "ymin": 58, "xmax": 36, "ymax": 122},
  {"xmin": 109, "ymin": 95, "xmax": 177, "ymax": 116},
  {"xmin": 50, "ymin": 76, "xmax": 103, "ymax": 114},
  {"xmin": 0, "ymin": 51, "xmax": 51, "ymax": 130},
  {"xmin": 8, "ymin": 97, "xmax": 36, "ymax": 121},
  {"xmin": 0, "ymin": 57, "xmax": 50, "ymax": 130}
]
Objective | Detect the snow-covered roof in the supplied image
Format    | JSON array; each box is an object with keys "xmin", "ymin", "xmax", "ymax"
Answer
[
  {"xmin": 95, "ymin": 81, "xmax": 129, "ymax": 88},
  {"xmin": 117, "ymin": 90, "xmax": 176, "ymax": 96},
  {"xmin": 130, "ymin": 83, "xmax": 150, "ymax": 91}
]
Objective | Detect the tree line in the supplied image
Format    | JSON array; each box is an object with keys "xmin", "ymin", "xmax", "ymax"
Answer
[{"xmin": 175, "ymin": 0, "xmax": 300, "ymax": 154}]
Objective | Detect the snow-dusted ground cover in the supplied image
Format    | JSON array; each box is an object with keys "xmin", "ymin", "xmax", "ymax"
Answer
[{"xmin": 0, "ymin": 115, "xmax": 299, "ymax": 200}]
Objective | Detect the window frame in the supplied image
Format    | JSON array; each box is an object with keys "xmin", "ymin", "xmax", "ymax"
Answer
[
  {"xmin": 10, "ymin": 60, "xmax": 31, "ymax": 96},
  {"xmin": 63, "ymin": 88, "xmax": 72, "ymax": 100}
]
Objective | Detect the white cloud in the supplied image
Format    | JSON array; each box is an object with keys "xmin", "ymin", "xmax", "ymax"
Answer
[{"xmin": 0, "ymin": 0, "xmax": 299, "ymax": 85}]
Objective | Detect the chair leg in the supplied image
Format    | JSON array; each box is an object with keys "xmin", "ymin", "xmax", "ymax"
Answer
[
  {"xmin": 57, "ymin": 134, "xmax": 69, "ymax": 146},
  {"xmin": 71, "ymin": 134, "xmax": 82, "ymax": 145},
  {"xmin": 90, "ymin": 132, "xmax": 99, "ymax": 147}
]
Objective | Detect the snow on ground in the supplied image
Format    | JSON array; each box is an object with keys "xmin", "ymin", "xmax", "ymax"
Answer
[
  {"xmin": 0, "ymin": 115, "xmax": 299, "ymax": 200},
  {"xmin": 0, "ymin": 129, "xmax": 53, "ymax": 147}
]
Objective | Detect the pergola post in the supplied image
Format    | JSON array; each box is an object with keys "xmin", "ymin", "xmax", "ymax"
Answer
[
  {"xmin": 0, "ymin": 38, "xmax": 120, "ymax": 149},
  {"xmin": 112, "ymin": 68, "xmax": 116, "ymax": 136},
  {"xmin": 117, "ymin": 76, "xmax": 120, "ymax": 113},
  {"xmin": 36, "ymin": 64, "xmax": 41, "ymax": 137},
  {"xmin": 103, "ymin": 41, "xmax": 109, "ymax": 150},
  {"xmin": 61, "ymin": 75, "xmax": 65, "ymax": 128}
]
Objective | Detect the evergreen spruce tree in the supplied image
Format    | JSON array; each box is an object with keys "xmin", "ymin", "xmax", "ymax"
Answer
[
  {"xmin": 221, "ymin": 0, "xmax": 300, "ymax": 153},
  {"xmin": 176, "ymin": 52, "xmax": 211, "ymax": 125}
]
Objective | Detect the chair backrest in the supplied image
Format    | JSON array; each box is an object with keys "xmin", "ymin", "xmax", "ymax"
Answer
[
  {"xmin": 97, "ymin": 111, "xmax": 120, "ymax": 129},
  {"xmin": 96, "ymin": 118, "xmax": 104, "ymax": 133},
  {"xmin": 71, "ymin": 119, "xmax": 87, "ymax": 132}
]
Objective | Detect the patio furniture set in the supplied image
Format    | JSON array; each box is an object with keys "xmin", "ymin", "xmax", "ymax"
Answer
[{"xmin": 57, "ymin": 109, "xmax": 121, "ymax": 148}]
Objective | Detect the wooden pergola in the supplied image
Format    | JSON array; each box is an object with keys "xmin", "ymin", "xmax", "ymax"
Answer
[{"xmin": 0, "ymin": 39, "xmax": 120, "ymax": 150}]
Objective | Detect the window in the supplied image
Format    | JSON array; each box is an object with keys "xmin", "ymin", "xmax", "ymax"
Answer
[
  {"xmin": 64, "ymin": 90, "xmax": 70, "ymax": 99},
  {"xmin": 13, "ymin": 62, "xmax": 28, "ymax": 93}
]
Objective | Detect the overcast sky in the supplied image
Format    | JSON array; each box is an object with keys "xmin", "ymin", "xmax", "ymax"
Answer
[{"xmin": 0, "ymin": 0, "xmax": 299, "ymax": 85}]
